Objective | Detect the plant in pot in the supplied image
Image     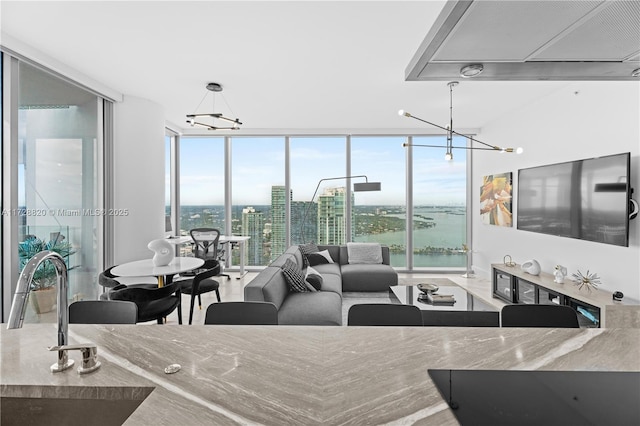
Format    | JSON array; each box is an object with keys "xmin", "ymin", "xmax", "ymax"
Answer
[{"xmin": 18, "ymin": 236, "xmax": 73, "ymax": 314}]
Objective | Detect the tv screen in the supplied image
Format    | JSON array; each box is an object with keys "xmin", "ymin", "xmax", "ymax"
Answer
[{"xmin": 517, "ymin": 152, "xmax": 631, "ymax": 247}]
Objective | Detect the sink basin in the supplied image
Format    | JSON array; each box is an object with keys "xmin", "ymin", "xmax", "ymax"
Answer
[{"xmin": 1, "ymin": 385, "xmax": 154, "ymax": 426}]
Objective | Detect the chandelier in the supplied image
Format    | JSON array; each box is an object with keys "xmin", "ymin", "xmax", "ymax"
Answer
[
  {"xmin": 186, "ymin": 82, "xmax": 242, "ymax": 130},
  {"xmin": 399, "ymin": 81, "xmax": 522, "ymax": 160}
]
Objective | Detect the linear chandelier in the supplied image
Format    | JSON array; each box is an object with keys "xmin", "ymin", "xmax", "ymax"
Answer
[
  {"xmin": 186, "ymin": 82, "xmax": 242, "ymax": 130},
  {"xmin": 399, "ymin": 81, "xmax": 522, "ymax": 160}
]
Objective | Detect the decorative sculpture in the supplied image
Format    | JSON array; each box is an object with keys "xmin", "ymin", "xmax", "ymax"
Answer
[
  {"xmin": 147, "ymin": 239, "xmax": 174, "ymax": 266},
  {"xmin": 521, "ymin": 259, "xmax": 541, "ymax": 276},
  {"xmin": 572, "ymin": 270, "xmax": 601, "ymax": 293},
  {"xmin": 553, "ymin": 265, "xmax": 567, "ymax": 283}
]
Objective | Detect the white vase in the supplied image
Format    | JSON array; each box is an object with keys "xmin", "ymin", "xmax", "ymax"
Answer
[
  {"xmin": 147, "ymin": 238, "xmax": 174, "ymax": 266},
  {"xmin": 521, "ymin": 259, "xmax": 541, "ymax": 276}
]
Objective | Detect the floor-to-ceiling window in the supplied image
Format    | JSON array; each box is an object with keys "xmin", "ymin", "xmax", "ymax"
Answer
[
  {"xmin": 231, "ymin": 137, "xmax": 285, "ymax": 266},
  {"xmin": 3, "ymin": 60, "xmax": 104, "ymax": 322},
  {"xmin": 351, "ymin": 136, "xmax": 407, "ymax": 267},
  {"xmin": 172, "ymin": 133, "xmax": 469, "ymax": 272},
  {"xmin": 412, "ymin": 135, "xmax": 467, "ymax": 268},
  {"xmin": 290, "ymin": 136, "xmax": 347, "ymax": 246},
  {"xmin": 165, "ymin": 132, "xmax": 173, "ymax": 234},
  {"xmin": 178, "ymin": 137, "xmax": 225, "ymax": 244}
]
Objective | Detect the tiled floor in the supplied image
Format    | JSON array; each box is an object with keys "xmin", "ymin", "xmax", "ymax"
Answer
[
  {"xmin": 164, "ymin": 271, "xmax": 256, "ymax": 325},
  {"xmin": 21, "ymin": 271, "xmax": 476, "ymax": 326}
]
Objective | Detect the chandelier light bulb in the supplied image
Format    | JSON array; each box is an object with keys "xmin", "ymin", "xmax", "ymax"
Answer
[{"xmin": 516, "ymin": 147, "xmax": 524, "ymax": 154}]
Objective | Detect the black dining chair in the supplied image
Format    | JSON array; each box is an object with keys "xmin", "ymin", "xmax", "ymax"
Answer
[
  {"xmin": 501, "ymin": 304, "xmax": 580, "ymax": 328},
  {"xmin": 176, "ymin": 261, "xmax": 221, "ymax": 325},
  {"xmin": 98, "ymin": 266, "xmax": 157, "ymax": 300},
  {"xmin": 347, "ymin": 303, "xmax": 423, "ymax": 326},
  {"xmin": 69, "ymin": 300, "xmax": 138, "ymax": 324},
  {"xmin": 421, "ymin": 310, "xmax": 500, "ymax": 327},
  {"xmin": 204, "ymin": 301, "xmax": 278, "ymax": 325},
  {"xmin": 109, "ymin": 282, "xmax": 182, "ymax": 324}
]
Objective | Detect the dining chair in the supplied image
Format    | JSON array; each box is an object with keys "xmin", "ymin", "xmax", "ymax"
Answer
[
  {"xmin": 98, "ymin": 266, "xmax": 122, "ymax": 296},
  {"xmin": 204, "ymin": 301, "xmax": 278, "ymax": 325},
  {"xmin": 69, "ymin": 300, "xmax": 138, "ymax": 324},
  {"xmin": 501, "ymin": 304, "xmax": 580, "ymax": 328},
  {"xmin": 109, "ymin": 282, "xmax": 182, "ymax": 324},
  {"xmin": 421, "ymin": 310, "xmax": 499, "ymax": 327},
  {"xmin": 98, "ymin": 266, "xmax": 157, "ymax": 300},
  {"xmin": 176, "ymin": 261, "xmax": 221, "ymax": 325},
  {"xmin": 347, "ymin": 303, "xmax": 423, "ymax": 326},
  {"xmin": 190, "ymin": 228, "xmax": 231, "ymax": 280}
]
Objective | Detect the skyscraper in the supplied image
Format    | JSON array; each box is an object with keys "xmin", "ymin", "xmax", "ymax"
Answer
[
  {"xmin": 241, "ymin": 206, "xmax": 264, "ymax": 266},
  {"xmin": 316, "ymin": 187, "xmax": 354, "ymax": 245},
  {"xmin": 270, "ymin": 186, "xmax": 291, "ymax": 261}
]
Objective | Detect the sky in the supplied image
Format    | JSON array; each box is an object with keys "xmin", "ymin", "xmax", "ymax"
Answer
[{"xmin": 166, "ymin": 135, "xmax": 467, "ymax": 207}]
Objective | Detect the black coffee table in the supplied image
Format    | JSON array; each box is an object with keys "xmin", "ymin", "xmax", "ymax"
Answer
[{"xmin": 389, "ymin": 279, "xmax": 497, "ymax": 312}]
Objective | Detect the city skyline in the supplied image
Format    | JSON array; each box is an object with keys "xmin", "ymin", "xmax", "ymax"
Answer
[{"xmin": 166, "ymin": 135, "xmax": 467, "ymax": 206}]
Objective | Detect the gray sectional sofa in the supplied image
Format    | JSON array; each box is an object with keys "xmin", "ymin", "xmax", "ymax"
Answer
[{"xmin": 244, "ymin": 244, "xmax": 398, "ymax": 326}]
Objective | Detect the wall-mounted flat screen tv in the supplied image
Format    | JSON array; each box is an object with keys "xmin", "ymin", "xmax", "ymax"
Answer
[{"xmin": 517, "ymin": 152, "xmax": 631, "ymax": 247}]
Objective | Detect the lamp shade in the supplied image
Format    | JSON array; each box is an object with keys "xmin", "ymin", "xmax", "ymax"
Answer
[{"xmin": 353, "ymin": 182, "xmax": 381, "ymax": 192}]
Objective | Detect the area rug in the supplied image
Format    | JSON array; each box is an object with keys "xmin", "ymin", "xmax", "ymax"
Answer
[{"xmin": 341, "ymin": 291, "xmax": 395, "ymax": 326}]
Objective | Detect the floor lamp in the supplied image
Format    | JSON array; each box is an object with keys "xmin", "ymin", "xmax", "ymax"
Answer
[{"xmin": 300, "ymin": 175, "xmax": 382, "ymax": 244}]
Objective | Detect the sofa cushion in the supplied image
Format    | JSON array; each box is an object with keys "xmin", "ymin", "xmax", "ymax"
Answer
[
  {"xmin": 341, "ymin": 263, "xmax": 398, "ymax": 292},
  {"xmin": 305, "ymin": 266, "xmax": 323, "ymax": 291},
  {"xmin": 308, "ymin": 250, "xmax": 334, "ymax": 266},
  {"xmin": 299, "ymin": 243, "xmax": 319, "ymax": 268},
  {"xmin": 318, "ymin": 245, "xmax": 341, "ymax": 264},
  {"xmin": 278, "ymin": 291, "xmax": 342, "ymax": 326},
  {"xmin": 270, "ymin": 253, "xmax": 295, "ymax": 269},
  {"xmin": 339, "ymin": 245, "xmax": 391, "ymax": 266},
  {"xmin": 281, "ymin": 258, "xmax": 309, "ymax": 293},
  {"xmin": 319, "ymin": 271, "xmax": 342, "ymax": 296},
  {"xmin": 346, "ymin": 242, "xmax": 383, "ymax": 264}
]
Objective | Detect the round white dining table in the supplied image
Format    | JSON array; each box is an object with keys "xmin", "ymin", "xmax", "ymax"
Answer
[{"xmin": 111, "ymin": 257, "xmax": 204, "ymax": 287}]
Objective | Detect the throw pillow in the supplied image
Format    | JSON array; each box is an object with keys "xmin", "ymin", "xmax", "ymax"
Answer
[
  {"xmin": 298, "ymin": 243, "xmax": 319, "ymax": 268},
  {"xmin": 307, "ymin": 249, "xmax": 334, "ymax": 266},
  {"xmin": 346, "ymin": 242, "xmax": 383, "ymax": 264},
  {"xmin": 305, "ymin": 266, "xmax": 323, "ymax": 291},
  {"xmin": 281, "ymin": 258, "xmax": 309, "ymax": 293}
]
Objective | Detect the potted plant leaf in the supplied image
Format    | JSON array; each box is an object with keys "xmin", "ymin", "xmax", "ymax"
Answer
[{"xmin": 18, "ymin": 236, "xmax": 73, "ymax": 314}]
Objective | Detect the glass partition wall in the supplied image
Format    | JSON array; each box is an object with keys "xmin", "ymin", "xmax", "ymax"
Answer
[{"xmin": 2, "ymin": 57, "xmax": 105, "ymax": 322}]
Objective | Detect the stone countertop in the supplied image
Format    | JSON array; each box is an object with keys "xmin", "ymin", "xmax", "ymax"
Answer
[{"xmin": 2, "ymin": 324, "xmax": 639, "ymax": 425}]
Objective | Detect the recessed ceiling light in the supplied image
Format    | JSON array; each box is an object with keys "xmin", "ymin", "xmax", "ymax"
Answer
[
  {"xmin": 460, "ymin": 64, "xmax": 484, "ymax": 78},
  {"xmin": 632, "ymin": 68, "xmax": 640, "ymax": 78}
]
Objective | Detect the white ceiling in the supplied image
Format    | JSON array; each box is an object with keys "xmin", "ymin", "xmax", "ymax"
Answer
[{"xmin": 0, "ymin": 1, "xmax": 588, "ymax": 134}]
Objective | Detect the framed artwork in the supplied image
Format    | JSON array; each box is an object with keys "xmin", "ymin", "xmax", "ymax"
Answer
[{"xmin": 480, "ymin": 172, "xmax": 513, "ymax": 226}]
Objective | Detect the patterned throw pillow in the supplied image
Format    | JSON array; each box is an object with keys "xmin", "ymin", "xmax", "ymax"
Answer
[
  {"xmin": 298, "ymin": 243, "xmax": 319, "ymax": 268},
  {"xmin": 307, "ymin": 250, "xmax": 334, "ymax": 266},
  {"xmin": 305, "ymin": 266, "xmax": 323, "ymax": 291},
  {"xmin": 281, "ymin": 258, "xmax": 309, "ymax": 293}
]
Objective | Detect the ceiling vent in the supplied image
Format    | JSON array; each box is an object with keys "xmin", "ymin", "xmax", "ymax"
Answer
[{"xmin": 406, "ymin": 0, "xmax": 640, "ymax": 81}]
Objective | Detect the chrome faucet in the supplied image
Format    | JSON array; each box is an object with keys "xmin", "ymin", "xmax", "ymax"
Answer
[{"xmin": 7, "ymin": 250, "xmax": 100, "ymax": 374}]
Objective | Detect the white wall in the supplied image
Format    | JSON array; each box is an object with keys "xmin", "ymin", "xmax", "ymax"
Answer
[
  {"xmin": 113, "ymin": 96, "xmax": 165, "ymax": 264},
  {"xmin": 472, "ymin": 82, "xmax": 640, "ymax": 302}
]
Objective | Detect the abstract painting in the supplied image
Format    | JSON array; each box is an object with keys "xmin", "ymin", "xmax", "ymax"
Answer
[{"xmin": 480, "ymin": 172, "xmax": 513, "ymax": 226}]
